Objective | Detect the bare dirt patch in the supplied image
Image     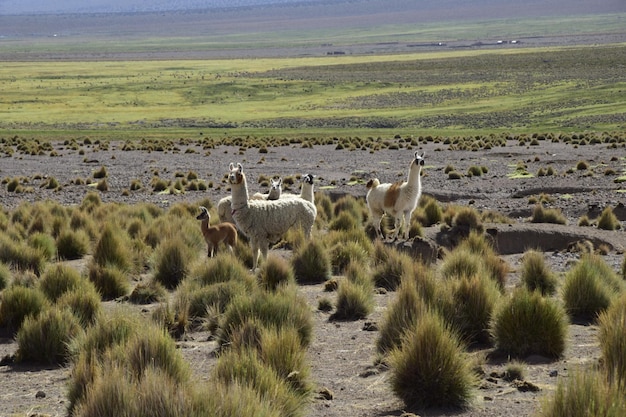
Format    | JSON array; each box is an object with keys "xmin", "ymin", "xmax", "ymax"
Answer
[{"xmin": 0, "ymin": 137, "xmax": 625, "ymax": 417}]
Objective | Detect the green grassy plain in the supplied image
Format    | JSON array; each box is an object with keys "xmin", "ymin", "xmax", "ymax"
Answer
[{"xmin": 1, "ymin": 13, "xmax": 625, "ymax": 142}]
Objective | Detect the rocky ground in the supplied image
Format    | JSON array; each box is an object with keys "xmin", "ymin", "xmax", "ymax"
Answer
[{"xmin": 0, "ymin": 137, "xmax": 625, "ymax": 417}]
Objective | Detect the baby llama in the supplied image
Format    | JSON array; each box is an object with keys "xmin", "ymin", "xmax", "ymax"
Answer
[
  {"xmin": 196, "ymin": 206, "xmax": 238, "ymax": 257},
  {"xmin": 227, "ymin": 163, "xmax": 317, "ymax": 270},
  {"xmin": 366, "ymin": 151, "xmax": 425, "ymax": 241}
]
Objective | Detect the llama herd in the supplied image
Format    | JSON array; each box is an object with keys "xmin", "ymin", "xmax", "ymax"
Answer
[{"xmin": 197, "ymin": 152, "xmax": 425, "ymax": 270}]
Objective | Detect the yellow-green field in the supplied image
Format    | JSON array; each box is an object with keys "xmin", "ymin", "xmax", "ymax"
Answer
[{"xmin": 1, "ymin": 43, "xmax": 625, "ymax": 141}]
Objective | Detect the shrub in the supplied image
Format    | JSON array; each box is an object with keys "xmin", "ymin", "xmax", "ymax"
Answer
[
  {"xmin": 213, "ymin": 348, "xmax": 307, "ymax": 417},
  {"xmin": 0, "ymin": 285, "xmax": 48, "ymax": 334},
  {"xmin": 371, "ymin": 246, "xmax": 413, "ymax": 291},
  {"xmin": 291, "ymin": 240, "xmax": 331, "ymax": 284},
  {"xmin": 28, "ymin": 232, "xmax": 57, "ymax": 261},
  {"xmin": 258, "ymin": 255, "xmax": 296, "ymax": 292},
  {"xmin": 328, "ymin": 211, "xmax": 360, "ymax": 231},
  {"xmin": 328, "ymin": 240, "xmax": 369, "ymax": 274},
  {"xmin": 376, "ymin": 278, "xmax": 427, "ymax": 355},
  {"xmin": 422, "ymin": 197, "xmax": 443, "ymax": 226},
  {"xmin": 562, "ymin": 254, "xmax": 622, "ymax": 322},
  {"xmin": 492, "ymin": 288, "xmax": 567, "ymax": 359},
  {"xmin": 537, "ymin": 369, "xmax": 626, "ymax": 417},
  {"xmin": 39, "ymin": 263, "xmax": 83, "ymax": 302},
  {"xmin": 189, "ymin": 251, "xmax": 254, "ymax": 288},
  {"xmin": 441, "ymin": 274, "xmax": 501, "ymax": 345},
  {"xmin": 87, "ymin": 262, "xmax": 130, "ymax": 300},
  {"xmin": 331, "ymin": 278, "xmax": 374, "ymax": 321},
  {"xmin": 259, "ymin": 326, "xmax": 311, "ymax": 395},
  {"xmin": 152, "ymin": 236, "xmax": 192, "ymax": 290},
  {"xmin": 128, "ymin": 280, "xmax": 167, "ymax": 304},
  {"xmin": 93, "ymin": 223, "xmax": 133, "ymax": 271},
  {"xmin": 16, "ymin": 306, "xmax": 83, "ymax": 365},
  {"xmin": 56, "ymin": 228, "xmax": 90, "ymax": 260},
  {"xmin": 0, "ymin": 235, "xmax": 47, "ymax": 276},
  {"xmin": 452, "ymin": 206, "xmax": 483, "ymax": 233},
  {"xmin": 57, "ymin": 284, "xmax": 102, "ymax": 327},
  {"xmin": 531, "ymin": 204, "xmax": 567, "ymax": 225},
  {"xmin": 520, "ymin": 249, "xmax": 558, "ymax": 296},
  {"xmin": 389, "ymin": 310, "xmax": 477, "ymax": 409},
  {"xmin": 597, "ymin": 293, "xmax": 626, "ymax": 387},
  {"xmin": 597, "ymin": 206, "xmax": 620, "ymax": 230},
  {"xmin": 0, "ymin": 261, "xmax": 11, "ymax": 291},
  {"xmin": 92, "ymin": 166, "xmax": 108, "ymax": 179},
  {"xmin": 217, "ymin": 287, "xmax": 313, "ymax": 349}
]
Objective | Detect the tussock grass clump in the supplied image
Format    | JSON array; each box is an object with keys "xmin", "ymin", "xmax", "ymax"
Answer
[
  {"xmin": 0, "ymin": 285, "xmax": 48, "ymax": 334},
  {"xmin": 93, "ymin": 223, "xmax": 133, "ymax": 271},
  {"xmin": 329, "ymin": 210, "xmax": 361, "ymax": 232},
  {"xmin": 151, "ymin": 236, "xmax": 193, "ymax": 290},
  {"xmin": 372, "ymin": 245, "xmax": 413, "ymax": 291},
  {"xmin": 562, "ymin": 254, "xmax": 623, "ymax": 322},
  {"xmin": 440, "ymin": 274, "xmax": 501, "ymax": 345},
  {"xmin": 597, "ymin": 293, "xmax": 626, "ymax": 386},
  {"xmin": 214, "ymin": 348, "xmax": 308, "ymax": 417},
  {"xmin": 537, "ymin": 369, "xmax": 626, "ymax": 417},
  {"xmin": 38, "ymin": 263, "xmax": 83, "ymax": 302},
  {"xmin": 16, "ymin": 306, "xmax": 83, "ymax": 365},
  {"xmin": 28, "ymin": 232, "xmax": 57, "ymax": 260},
  {"xmin": 57, "ymin": 284, "xmax": 102, "ymax": 327},
  {"xmin": 492, "ymin": 288, "xmax": 567, "ymax": 359},
  {"xmin": 328, "ymin": 239, "xmax": 370, "ymax": 274},
  {"xmin": 87, "ymin": 263, "xmax": 130, "ymax": 300},
  {"xmin": 531, "ymin": 204, "xmax": 567, "ymax": 225},
  {"xmin": 258, "ymin": 255, "xmax": 296, "ymax": 292},
  {"xmin": 332, "ymin": 277, "xmax": 375, "ymax": 321},
  {"xmin": 389, "ymin": 310, "xmax": 477, "ymax": 409},
  {"xmin": 291, "ymin": 239, "xmax": 331, "ymax": 284},
  {"xmin": 217, "ymin": 287, "xmax": 313, "ymax": 349},
  {"xmin": 597, "ymin": 206, "xmax": 620, "ymax": 230},
  {"xmin": 0, "ymin": 234, "xmax": 47, "ymax": 276},
  {"xmin": 92, "ymin": 166, "xmax": 108, "ymax": 179},
  {"xmin": 420, "ymin": 196, "xmax": 443, "ymax": 226},
  {"xmin": 376, "ymin": 278, "xmax": 428, "ymax": 355},
  {"xmin": 189, "ymin": 251, "xmax": 254, "ymax": 288},
  {"xmin": 520, "ymin": 249, "xmax": 558, "ymax": 296},
  {"xmin": 0, "ymin": 261, "xmax": 11, "ymax": 291},
  {"xmin": 129, "ymin": 280, "xmax": 167, "ymax": 304},
  {"xmin": 56, "ymin": 228, "xmax": 90, "ymax": 260}
]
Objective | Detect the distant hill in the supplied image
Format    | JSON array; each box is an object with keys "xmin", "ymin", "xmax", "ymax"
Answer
[{"xmin": 2, "ymin": 0, "xmax": 625, "ymax": 17}]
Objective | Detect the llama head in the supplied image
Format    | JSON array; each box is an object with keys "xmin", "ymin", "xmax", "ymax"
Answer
[
  {"xmin": 366, "ymin": 178, "xmax": 380, "ymax": 189},
  {"xmin": 302, "ymin": 174, "xmax": 315, "ymax": 185},
  {"xmin": 268, "ymin": 177, "xmax": 282, "ymax": 199},
  {"xmin": 413, "ymin": 151, "xmax": 425, "ymax": 167},
  {"xmin": 271, "ymin": 177, "xmax": 282, "ymax": 189},
  {"xmin": 228, "ymin": 163, "xmax": 245, "ymax": 185},
  {"xmin": 196, "ymin": 206, "xmax": 210, "ymax": 221}
]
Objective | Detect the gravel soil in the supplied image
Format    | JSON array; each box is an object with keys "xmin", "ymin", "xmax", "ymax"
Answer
[{"xmin": 1, "ymin": 137, "xmax": 625, "ymax": 417}]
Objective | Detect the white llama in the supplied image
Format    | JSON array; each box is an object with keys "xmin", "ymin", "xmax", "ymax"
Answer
[
  {"xmin": 219, "ymin": 177, "xmax": 283, "ymax": 226},
  {"xmin": 366, "ymin": 151, "xmax": 425, "ymax": 241},
  {"xmin": 227, "ymin": 163, "xmax": 317, "ymax": 270},
  {"xmin": 252, "ymin": 177, "xmax": 282, "ymax": 200},
  {"xmin": 280, "ymin": 173, "xmax": 316, "ymax": 203}
]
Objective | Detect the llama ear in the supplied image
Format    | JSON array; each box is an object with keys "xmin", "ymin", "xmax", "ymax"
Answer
[
  {"xmin": 278, "ymin": 178, "xmax": 282, "ymax": 185},
  {"xmin": 237, "ymin": 163, "xmax": 243, "ymax": 172},
  {"xmin": 229, "ymin": 163, "xmax": 235, "ymax": 171}
]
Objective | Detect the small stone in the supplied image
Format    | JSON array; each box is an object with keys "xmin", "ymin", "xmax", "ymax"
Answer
[
  {"xmin": 35, "ymin": 390, "xmax": 46, "ymax": 399},
  {"xmin": 549, "ymin": 370, "xmax": 558, "ymax": 377},
  {"xmin": 316, "ymin": 387, "xmax": 334, "ymax": 400}
]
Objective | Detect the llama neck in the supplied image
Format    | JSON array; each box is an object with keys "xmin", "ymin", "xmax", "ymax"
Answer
[
  {"xmin": 201, "ymin": 218, "xmax": 210, "ymax": 235},
  {"xmin": 407, "ymin": 165, "xmax": 422, "ymax": 193},
  {"xmin": 300, "ymin": 183, "xmax": 314, "ymax": 202},
  {"xmin": 231, "ymin": 176, "xmax": 250, "ymax": 210}
]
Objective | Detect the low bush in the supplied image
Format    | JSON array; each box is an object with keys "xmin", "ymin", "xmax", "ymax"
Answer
[
  {"xmin": 597, "ymin": 206, "xmax": 620, "ymax": 230},
  {"xmin": 38, "ymin": 263, "xmax": 83, "ymax": 302},
  {"xmin": 152, "ymin": 236, "xmax": 193, "ymax": 290},
  {"xmin": 371, "ymin": 246, "xmax": 413, "ymax": 291},
  {"xmin": 87, "ymin": 262, "xmax": 130, "ymax": 300},
  {"xmin": 389, "ymin": 310, "xmax": 477, "ymax": 409},
  {"xmin": 128, "ymin": 280, "xmax": 167, "ymax": 304},
  {"xmin": 56, "ymin": 229, "xmax": 91, "ymax": 260},
  {"xmin": 93, "ymin": 223, "xmax": 133, "ymax": 271},
  {"xmin": 258, "ymin": 255, "xmax": 296, "ymax": 292},
  {"xmin": 292, "ymin": 239, "xmax": 331, "ymax": 284},
  {"xmin": 57, "ymin": 284, "xmax": 102, "ymax": 327},
  {"xmin": 16, "ymin": 306, "xmax": 83, "ymax": 365},
  {"xmin": 492, "ymin": 288, "xmax": 567, "ymax": 359},
  {"xmin": 0, "ymin": 285, "xmax": 49, "ymax": 334},
  {"xmin": 597, "ymin": 293, "xmax": 626, "ymax": 387},
  {"xmin": 520, "ymin": 249, "xmax": 558, "ymax": 296},
  {"xmin": 531, "ymin": 204, "xmax": 567, "ymax": 225},
  {"xmin": 331, "ymin": 278, "xmax": 374, "ymax": 321}
]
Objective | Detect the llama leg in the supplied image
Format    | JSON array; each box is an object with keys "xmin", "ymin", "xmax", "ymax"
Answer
[
  {"xmin": 391, "ymin": 216, "xmax": 402, "ymax": 241},
  {"xmin": 250, "ymin": 240, "xmax": 260, "ymax": 270},
  {"xmin": 403, "ymin": 211, "xmax": 412, "ymax": 240},
  {"xmin": 371, "ymin": 212, "xmax": 384, "ymax": 239}
]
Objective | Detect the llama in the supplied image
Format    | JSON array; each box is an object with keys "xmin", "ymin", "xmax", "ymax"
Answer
[
  {"xmin": 227, "ymin": 163, "xmax": 317, "ymax": 270},
  {"xmin": 196, "ymin": 206, "xmax": 238, "ymax": 257},
  {"xmin": 218, "ymin": 177, "xmax": 282, "ymax": 225},
  {"xmin": 251, "ymin": 177, "xmax": 282, "ymax": 200},
  {"xmin": 366, "ymin": 151, "xmax": 425, "ymax": 241},
  {"xmin": 280, "ymin": 173, "xmax": 315, "ymax": 203}
]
